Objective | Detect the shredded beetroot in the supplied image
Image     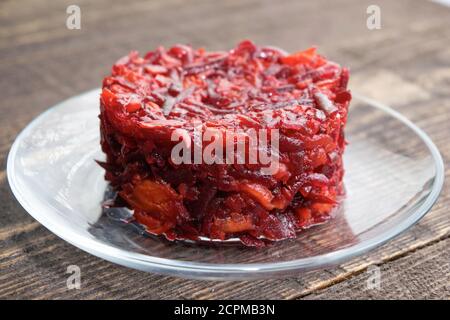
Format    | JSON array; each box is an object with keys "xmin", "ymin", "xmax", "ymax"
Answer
[{"xmin": 99, "ymin": 40, "xmax": 351, "ymax": 247}]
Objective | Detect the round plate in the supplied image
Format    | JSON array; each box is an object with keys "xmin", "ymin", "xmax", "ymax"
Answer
[{"xmin": 7, "ymin": 89, "xmax": 444, "ymax": 280}]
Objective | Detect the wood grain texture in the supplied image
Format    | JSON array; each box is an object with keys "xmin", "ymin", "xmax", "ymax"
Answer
[{"xmin": 0, "ymin": 0, "xmax": 449, "ymax": 299}]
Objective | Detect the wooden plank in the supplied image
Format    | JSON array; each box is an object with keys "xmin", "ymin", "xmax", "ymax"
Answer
[
  {"xmin": 303, "ymin": 237, "xmax": 450, "ymax": 299},
  {"xmin": 0, "ymin": 0, "xmax": 449, "ymax": 299}
]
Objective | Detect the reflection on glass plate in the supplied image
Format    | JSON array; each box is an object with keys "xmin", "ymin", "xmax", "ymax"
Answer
[{"xmin": 7, "ymin": 89, "xmax": 444, "ymax": 280}]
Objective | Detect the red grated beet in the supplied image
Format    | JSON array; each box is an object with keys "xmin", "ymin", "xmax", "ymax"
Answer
[{"xmin": 99, "ymin": 40, "xmax": 351, "ymax": 247}]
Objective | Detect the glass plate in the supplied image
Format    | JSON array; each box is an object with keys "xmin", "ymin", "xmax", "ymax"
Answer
[{"xmin": 7, "ymin": 89, "xmax": 444, "ymax": 280}]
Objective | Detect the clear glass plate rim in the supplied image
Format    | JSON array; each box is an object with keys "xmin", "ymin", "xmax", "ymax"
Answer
[{"xmin": 6, "ymin": 89, "xmax": 445, "ymax": 275}]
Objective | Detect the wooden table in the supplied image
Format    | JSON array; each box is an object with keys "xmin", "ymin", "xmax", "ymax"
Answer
[{"xmin": 1, "ymin": 0, "xmax": 449, "ymax": 299}]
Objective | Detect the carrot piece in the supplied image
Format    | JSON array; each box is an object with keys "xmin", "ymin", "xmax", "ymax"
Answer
[
  {"xmin": 240, "ymin": 183, "xmax": 275, "ymax": 210},
  {"xmin": 214, "ymin": 212, "xmax": 254, "ymax": 233}
]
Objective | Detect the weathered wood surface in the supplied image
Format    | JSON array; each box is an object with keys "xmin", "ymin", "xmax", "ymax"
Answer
[{"xmin": 0, "ymin": 0, "xmax": 449, "ymax": 299}]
